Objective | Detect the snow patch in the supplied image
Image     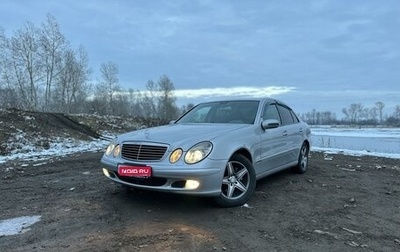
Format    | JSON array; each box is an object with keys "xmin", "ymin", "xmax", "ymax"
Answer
[
  {"xmin": 0, "ymin": 138, "xmax": 109, "ymax": 164},
  {"xmin": 0, "ymin": 215, "xmax": 41, "ymax": 236}
]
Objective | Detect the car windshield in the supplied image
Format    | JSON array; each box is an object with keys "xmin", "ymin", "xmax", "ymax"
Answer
[{"xmin": 176, "ymin": 101, "xmax": 260, "ymax": 124}]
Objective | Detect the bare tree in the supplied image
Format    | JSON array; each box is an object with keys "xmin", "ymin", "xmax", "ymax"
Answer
[
  {"xmin": 56, "ymin": 49, "xmax": 75, "ymax": 112},
  {"xmin": 55, "ymin": 46, "xmax": 90, "ymax": 113},
  {"xmin": 10, "ymin": 22, "xmax": 42, "ymax": 110},
  {"xmin": 359, "ymin": 107, "xmax": 377, "ymax": 124},
  {"xmin": 113, "ymin": 93, "xmax": 130, "ymax": 116},
  {"xmin": 342, "ymin": 108, "xmax": 349, "ymax": 122},
  {"xmin": 321, "ymin": 111, "xmax": 336, "ymax": 125},
  {"xmin": 394, "ymin": 105, "xmax": 400, "ymax": 120},
  {"xmin": 343, "ymin": 103, "xmax": 363, "ymax": 123},
  {"xmin": 139, "ymin": 80, "xmax": 158, "ymax": 118},
  {"xmin": 375, "ymin": 101, "xmax": 385, "ymax": 124},
  {"xmin": 0, "ymin": 26, "xmax": 6, "ymax": 80},
  {"xmin": 69, "ymin": 46, "xmax": 91, "ymax": 113},
  {"xmin": 180, "ymin": 103, "xmax": 195, "ymax": 115},
  {"xmin": 0, "ymin": 15, "xmax": 94, "ymax": 113},
  {"xmin": 97, "ymin": 61, "xmax": 119, "ymax": 114},
  {"xmin": 39, "ymin": 13, "xmax": 66, "ymax": 109},
  {"xmin": 127, "ymin": 88, "xmax": 143, "ymax": 117},
  {"xmin": 0, "ymin": 27, "xmax": 20, "ymax": 108},
  {"xmin": 157, "ymin": 75, "xmax": 178, "ymax": 121},
  {"xmin": 386, "ymin": 105, "xmax": 400, "ymax": 126}
]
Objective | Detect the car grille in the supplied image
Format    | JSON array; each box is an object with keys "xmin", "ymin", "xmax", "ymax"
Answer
[{"xmin": 121, "ymin": 143, "xmax": 168, "ymax": 161}]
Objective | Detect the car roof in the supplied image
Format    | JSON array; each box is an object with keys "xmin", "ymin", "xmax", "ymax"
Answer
[{"xmin": 197, "ymin": 97, "xmax": 287, "ymax": 106}]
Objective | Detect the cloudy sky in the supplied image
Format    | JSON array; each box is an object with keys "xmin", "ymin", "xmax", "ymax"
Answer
[{"xmin": 1, "ymin": 0, "xmax": 399, "ymax": 116}]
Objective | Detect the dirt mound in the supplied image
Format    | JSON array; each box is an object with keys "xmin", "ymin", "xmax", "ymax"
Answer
[
  {"xmin": 48, "ymin": 113, "xmax": 102, "ymax": 139},
  {"xmin": 0, "ymin": 109, "xmax": 165, "ymax": 155},
  {"xmin": 0, "ymin": 109, "xmax": 95, "ymax": 155}
]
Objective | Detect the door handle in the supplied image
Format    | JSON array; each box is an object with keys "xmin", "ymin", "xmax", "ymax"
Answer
[
  {"xmin": 299, "ymin": 128, "xmax": 303, "ymax": 133},
  {"xmin": 282, "ymin": 131, "xmax": 288, "ymax": 136}
]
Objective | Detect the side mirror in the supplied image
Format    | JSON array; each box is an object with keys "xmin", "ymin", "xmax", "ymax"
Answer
[
  {"xmin": 169, "ymin": 120, "xmax": 176, "ymax": 124},
  {"xmin": 261, "ymin": 119, "xmax": 280, "ymax": 130}
]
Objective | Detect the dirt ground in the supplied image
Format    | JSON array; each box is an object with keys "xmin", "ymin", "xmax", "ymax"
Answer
[{"xmin": 1, "ymin": 150, "xmax": 399, "ymax": 252}]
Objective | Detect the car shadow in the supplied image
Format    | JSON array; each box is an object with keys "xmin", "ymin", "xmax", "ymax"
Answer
[
  {"xmin": 254, "ymin": 168, "xmax": 298, "ymax": 191},
  {"xmin": 104, "ymin": 185, "xmax": 218, "ymax": 211}
]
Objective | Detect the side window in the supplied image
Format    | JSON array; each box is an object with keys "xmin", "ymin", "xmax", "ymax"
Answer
[
  {"xmin": 263, "ymin": 103, "xmax": 281, "ymax": 122},
  {"xmin": 277, "ymin": 105, "xmax": 295, "ymax": 126},
  {"xmin": 290, "ymin": 110, "xmax": 300, "ymax": 123}
]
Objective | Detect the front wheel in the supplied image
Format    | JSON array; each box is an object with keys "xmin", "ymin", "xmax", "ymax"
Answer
[
  {"xmin": 292, "ymin": 142, "xmax": 309, "ymax": 174},
  {"xmin": 214, "ymin": 154, "xmax": 256, "ymax": 207}
]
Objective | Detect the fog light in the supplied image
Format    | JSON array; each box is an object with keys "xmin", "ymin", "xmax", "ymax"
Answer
[
  {"xmin": 185, "ymin": 180, "xmax": 200, "ymax": 189},
  {"xmin": 103, "ymin": 168, "xmax": 110, "ymax": 177}
]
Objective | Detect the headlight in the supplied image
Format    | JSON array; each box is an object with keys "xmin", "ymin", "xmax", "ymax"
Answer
[
  {"xmin": 184, "ymin": 141, "xmax": 213, "ymax": 164},
  {"xmin": 105, "ymin": 143, "xmax": 116, "ymax": 156},
  {"xmin": 170, "ymin": 148, "xmax": 183, "ymax": 163},
  {"xmin": 113, "ymin": 144, "xmax": 121, "ymax": 157},
  {"xmin": 105, "ymin": 139, "xmax": 120, "ymax": 157}
]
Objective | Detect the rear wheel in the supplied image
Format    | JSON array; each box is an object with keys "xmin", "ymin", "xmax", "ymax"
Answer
[
  {"xmin": 292, "ymin": 142, "xmax": 309, "ymax": 174},
  {"xmin": 214, "ymin": 154, "xmax": 256, "ymax": 207}
]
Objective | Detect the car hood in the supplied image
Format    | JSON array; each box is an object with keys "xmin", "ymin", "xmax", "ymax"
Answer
[{"xmin": 117, "ymin": 123, "xmax": 249, "ymax": 149}]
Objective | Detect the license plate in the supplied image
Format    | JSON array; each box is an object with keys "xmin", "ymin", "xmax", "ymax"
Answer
[{"xmin": 118, "ymin": 165, "xmax": 152, "ymax": 177}]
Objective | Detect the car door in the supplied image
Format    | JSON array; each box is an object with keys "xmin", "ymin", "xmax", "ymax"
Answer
[
  {"xmin": 258, "ymin": 102, "xmax": 289, "ymax": 174},
  {"xmin": 276, "ymin": 103, "xmax": 302, "ymax": 165}
]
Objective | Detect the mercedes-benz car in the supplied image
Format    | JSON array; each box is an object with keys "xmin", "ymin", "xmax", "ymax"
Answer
[{"xmin": 101, "ymin": 98, "xmax": 311, "ymax": 207}]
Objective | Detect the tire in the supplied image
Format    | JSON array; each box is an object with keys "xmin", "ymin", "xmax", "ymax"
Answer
[
  {"xmin": 292, "ymin": 142, "xmax": 309, "ymax": 174},
  {"xmin": 214, "ymin": 154, "xmax": 256, "ymax": 207}
]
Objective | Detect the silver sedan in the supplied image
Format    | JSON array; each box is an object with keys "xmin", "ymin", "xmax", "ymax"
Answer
[{"xmin": 101, "ymin": 98, "xmax": 311, "ymax": 207}]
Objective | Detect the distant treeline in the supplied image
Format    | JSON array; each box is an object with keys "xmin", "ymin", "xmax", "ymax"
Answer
[{"xmin": 299, "ymin": 102, "xmax": 400, "ymax": 126}]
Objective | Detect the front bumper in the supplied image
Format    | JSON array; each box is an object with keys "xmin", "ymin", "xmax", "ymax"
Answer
[{"xmin": 101, "ymin": 155, "xmax": 226, "ymax": 197}]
